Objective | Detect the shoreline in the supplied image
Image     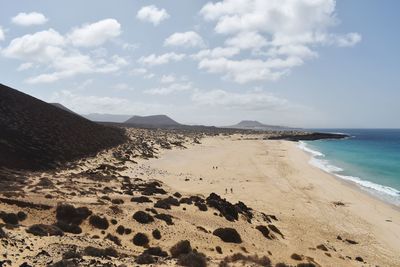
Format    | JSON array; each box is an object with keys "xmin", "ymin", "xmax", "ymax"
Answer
[
  {"xmin": 298, "ymin": 140, "xmax": 400, "ymax": 208},
  {"xmin": 145, "ymin": 135, "xmax": 400, "ymax": 266}
]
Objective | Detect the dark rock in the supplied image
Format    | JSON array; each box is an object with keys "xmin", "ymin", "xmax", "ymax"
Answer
[
  {"xmin": 355, "ymin": 256, "xmax": 364, "ymax": 262},
  {"xmin": 17, "ymin": 211, "xmax": 27, "ymax": 221},
  {"xmin": 26, "ymin": 224, "xmax": 63, "ymax": 236},
  {"xmin": 55, "ymin": 221, "xmax": 82, "ymax": 234},
  {"xmin": 111, "ymin": 199, "xmax": 124, "ymax": 205},
  {"xmin": 1, "ymin": 213, "xmax": 19, "ymax": 225},
  {"xmin": 178, "ymin": 251, "xmax": 207, "ymax": 267},
  {"xmin": 136, "ymin": 253, "xmax": 155, "ymax": 264},
  {"xmin": 255, "ymin": 225, "xmax": 273, "ymax": 239},
  {"xmin": 133, "ymin": 211, "xmax": 154, "ymax": 224},
  {"xmin": 48, "ymin": 259, "xmax": 79, "ymax": 267},
  {"xmin": 291, "ymin": 253, "xmax": 303, "ymax": 261},
  {"xmin": 267, "ymin": 132, "xmax": 348, "ymax": 141},
  {"xmin": 316, "ymin": 244, "xmax": 328, "ymax": 251},
  {"xmin": 89, "ymin": 215, "xmax": 109, "ymax": 229},
  {"xmin": 206, "ymin": 193, "xmax": 238, "ymax": 221},
  {"xmin": 170, "ymin": 240, "xmax": 192, "ymax": 258},
  {"xmin": 144, "ymin": 247, "xmax": 168, "ymax": 257},
  {"xmin": 63, "ymin": 249, "xmax": 82, "ymax": 259},
  {"xmin": 216, "ymin": 246, "xmax": 222, "ymax": 254},
  {"xmin": 195, "ymin": 202, "xmax": 208, "ymax": 211},
  {"xmin": 173, "ymin": 192, "xmax": 182, "ymax": 198},
  {"xmin": 219, "ymin": 253, "xmax": 271, "ymax": 266},
  {"xmin": 139, "ymin": 182, "xmax": 167, "ymax": 196},
  {"xmin": 213, "ymin": 228, "xmax": 242, "ymax": 243},
  {"xmin": 19, "ymin": 263, "xmax": 33, "ymax": 267},
  {"xmin": 345, "ymin": 239, "xmax": 358, "ymax": 245},
  {"xmin": 132, "ymin": 233, "xmax": 149, "ymax": 247},
  {"xmin": 131, "ymin": 196, "xmax": 152, "ymax": 203},
  {"xmin": 154, "ymin": 213, "xmax": 173, "ymax": 225},
  {"xmin": 84, "ymin": 246, "xmax": 118, "ymax": 258},
  {"xmin": 154, "ymin": 196, "xmax": 180, "ymax": 210},
  {"xmin": 116, "ymin": 225, "xmax": 125, "ymax": 235},
  {"xmin": 110, "ymin": 219, "xmax": 118, "ymax": 225},
  {"xmin": 56, "ymin": 204, "xmax": 92, "ymax": 225},
  {"xmin": 235, "ymin": 201, "xmax": 253, "ymax": 220},
  {"xmin": 268, "ymin": 224, "xmax": 284, "ymax": 239},
  {"xmin": 152, "ymin": 229, "xmax": 161, "ymax": 240},
  {"xmin": 0, "ymin": 226, "xmax": 7, "ymax": 238},
  {"xmin": 105, "ymin": 233, "xmax": 121, "ymax": 246}
]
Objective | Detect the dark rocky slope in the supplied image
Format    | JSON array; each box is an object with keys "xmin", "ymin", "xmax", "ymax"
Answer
[{"xmin": 0, "ymin": 83, "xmax": 127, "ymax": 170}]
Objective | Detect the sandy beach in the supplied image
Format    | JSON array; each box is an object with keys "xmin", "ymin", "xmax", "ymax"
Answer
[
  {"xmin": 143, "ymin": 135, "xmax": 400, "ymax": 266},
  {"xmin": 1, "ymin": 131, "xmax": 399, "ymax": 266}
]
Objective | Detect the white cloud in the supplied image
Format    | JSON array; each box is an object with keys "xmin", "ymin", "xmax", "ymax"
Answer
[
  {"xmin": 130, "ymin": 68, "xmax": 155, "ymax": 79},
  {"xmin": 17, "ymin": 62, "xmax": 34, "ymax": 71},
  {"xmin": 192, "ymin": 46, "xmax": 240, "ymax": 60},
  {"xmin": 334, "ymin": 32, "xmax": 362, "ymax": 47},
  {"xmin": 67, "ymin": 19, "xmax": 121, "ymax": 47},
  {"xmin": 198, "ymin": 0, "xmax": 361, "ymax": 83},
  {"xmin": 225, "ymin": 31, "xmax": 267, "ymax": 50},
  {"xmin": 0, "ymin": 26, "xmax": 5, "ymax": 41},
  {"xmin": 266, "ymin": 44, "xmax": 317, "ymax": 59},
  {"xmin": 192, "ymin": 89, "xmax": 289, "ymax": 111},
  {"xmin": 138, "ymin": 52, "xmax": 185, "ymax": 66},
  {"xmin": 2, "ymin": 24, "xmax": 128, "ymax": 84},
  {"xmin": 11, "ymin": 12, "xmax": 48, "ymax": 26},
  {"xmin": 160, "ymin": 74, "xmax": 176, "ymax": 83},
  {"xmin": 144, "ymin": 82, "xmax": 193, "ymax": 95},
  {"xmin": 200, "ymin": 0, "xmax": 337, "ymax": 35},
  {"xmin": 164, "ymin": 31, "xmax": 205, "ymax": 48},
  {"xmin": 2, "ymin": 29, "xmax": 65, "ymax": 62},
  {"xmin": 137, "ymin": 5, "xmax": 169, "ymax": 26},
  {"xmin": 198, "ymin": 57, "xmax": 303, "ymax": 84}
]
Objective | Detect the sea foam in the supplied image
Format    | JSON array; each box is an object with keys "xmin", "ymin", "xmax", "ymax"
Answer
[{"xmin": 298, "ymin": 141, "xmax": 400, "ymax": 205}]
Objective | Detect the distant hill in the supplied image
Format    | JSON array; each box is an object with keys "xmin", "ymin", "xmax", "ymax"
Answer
[
  {"xmin": 50, "ymin": 103, "xmax": 77, "ymax": 114},
  {"xmin": 227, "ymin": 120, "xmax": 292, "ymax": 131},
  {"xmin": 0, "ymin": 83, "xmax": 127, "ymax": 170},
  {"xmin": 125, "ymin": 115, "xmax": 180, "ymax": 126},
  {"xmin": 83, "ymin": 113, "xmax": 132, "ymax": 123}
]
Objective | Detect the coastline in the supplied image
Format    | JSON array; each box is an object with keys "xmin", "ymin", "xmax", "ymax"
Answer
[
  {"xmin": 144, "ymin": 135, "xmax": 400, "ymax": 266},
  {"xmin": 298, "ymin": 140, "xmax": 400, "ymax": 207}
]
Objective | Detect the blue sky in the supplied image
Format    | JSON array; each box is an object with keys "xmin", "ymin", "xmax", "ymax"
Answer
[{"xmin": 0, "ymin": 0, "xmax": 399, "ymax": 128}]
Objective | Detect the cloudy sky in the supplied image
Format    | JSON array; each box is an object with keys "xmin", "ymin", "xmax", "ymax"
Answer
[{"xmin": 1, "ymin": 0, "xmax": 399, "ymax": 128}]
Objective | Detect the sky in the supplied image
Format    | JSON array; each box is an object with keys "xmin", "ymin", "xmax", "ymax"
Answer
[{"xmin": 0, "ymin": 0, "xmax": 399, "ymax": 128}]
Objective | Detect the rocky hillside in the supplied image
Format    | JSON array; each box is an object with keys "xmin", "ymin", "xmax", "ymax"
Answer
[{"xmin": 0, "ymin": 83, "xmax": 127, "ymax": 170}]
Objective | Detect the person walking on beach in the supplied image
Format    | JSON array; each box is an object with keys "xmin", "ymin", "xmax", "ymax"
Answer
[{"xmin": 230, "ymin": 188, "xmax": 233, "ymax": 193}]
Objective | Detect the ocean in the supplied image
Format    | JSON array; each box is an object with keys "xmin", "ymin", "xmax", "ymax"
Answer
[{"xmin": 299, "ymin": 129, "xmax": 400, "ymax": 206}]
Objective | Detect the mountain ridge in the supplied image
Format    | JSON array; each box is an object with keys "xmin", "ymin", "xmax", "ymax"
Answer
[{"xmin": 124, "ymin": 114, "xmax": 180, "ymax": 126}]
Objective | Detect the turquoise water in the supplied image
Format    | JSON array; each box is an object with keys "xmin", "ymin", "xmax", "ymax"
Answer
[{"xmin": 299, "ymin": 129, "xmax": 400, "ymax": 205}]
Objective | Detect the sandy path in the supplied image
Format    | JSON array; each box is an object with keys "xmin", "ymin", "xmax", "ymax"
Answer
[{"xmin": 143, "ymin": 135, "xmax": 400, "ymax": 266}]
